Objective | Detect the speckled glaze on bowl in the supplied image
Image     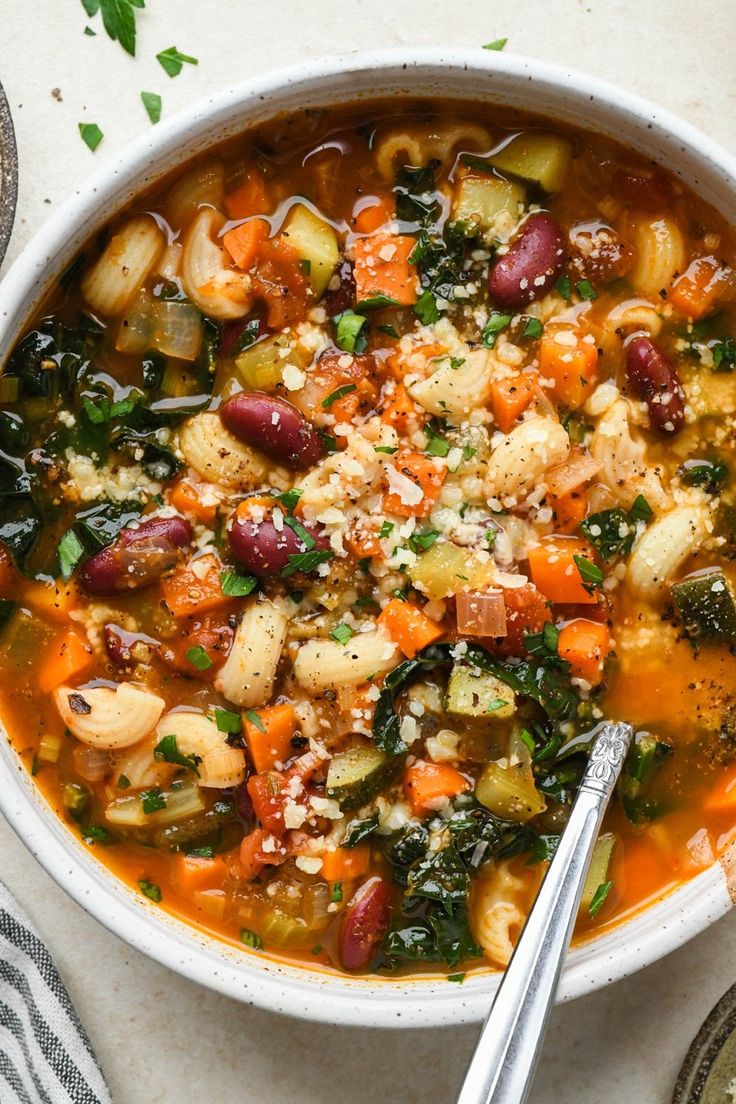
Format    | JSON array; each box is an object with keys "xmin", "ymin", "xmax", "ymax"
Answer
[
  {"xmin": 0, "ymin": 50, "xmax": 735, "ymax": 1028},
  {"xmin": 0, "ymin": 80, "xmax": 18, "ymax": 269}
]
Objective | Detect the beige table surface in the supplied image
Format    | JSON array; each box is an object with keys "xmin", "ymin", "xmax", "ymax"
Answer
[{"xmin": 2, "ymin": 2, "xmax": 736, "ymax": 1101}]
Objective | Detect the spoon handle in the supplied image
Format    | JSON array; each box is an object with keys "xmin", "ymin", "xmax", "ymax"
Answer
[{"xmin": 455, "ymin": 721, "xmax": 633, "ymax": 1104}]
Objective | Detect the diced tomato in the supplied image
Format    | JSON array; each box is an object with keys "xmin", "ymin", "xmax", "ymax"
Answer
[
  {"xmin": 494, "ymin": 582, "xmax": 552, "ymax": 657},
  {"xmin": 159, "ymin": 615, "xmax": 234, "ymax": 677}
]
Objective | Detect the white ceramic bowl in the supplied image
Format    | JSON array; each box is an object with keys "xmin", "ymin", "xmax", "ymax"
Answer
[{"xmin": 1, "ymin": 49, "xmax": 735, "ymax": 1028}]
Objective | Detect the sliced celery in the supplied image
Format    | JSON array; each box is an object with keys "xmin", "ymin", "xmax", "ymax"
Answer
[
  {"xmin": 579, "ymin": 833, "xmax": 616, "ymax": 915},
  {"xmin": 490, "ymin": 132, "xmax": 572, "ymax": 193},
  {"xmin": 279, "ymin": 204, "xmax": 339, "ymax": 298},
  {"xmin": 475, "ymin": 761, "xmax": 546, "ymax": 822},
  {"xmin": 446, "ymin": 664, "xmax": 515, "ymax": 719},
  {"xmin": 234, "ymin": 333, "xmax": 310, "ymax": 392},
  {"xmin": 452, "ymin": 175, "xmax": 525, "ymax": 234},
  {"xmin": 255, "ymin": 907, "xmax": 312, "ymax": 949},
  {"xmin": 38, "ymin": 733, "xmax": 62, "ymax": 764}
]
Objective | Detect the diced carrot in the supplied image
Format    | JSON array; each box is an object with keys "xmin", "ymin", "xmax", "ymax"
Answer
[
  {"xmin": 235, "ymin": 494, "xmax": 276, "ymax": 522},
  {"xmin": 353, "ymin": 195, "xmax": 394, "ymax": 234},
  {"xmin": 330, "ymin": 378, "xmax": 377, "ymax": 425},
  {"xmin": 252, "ymin": 237, "xmax": 310, "ymax": 329},
  {"xmin": 383, "ymin": 451, "xmax": 445, "ymax": 518},
  {"xmin": 353, "ymin": 233, "xmax": 418, "ymax": 306},
  {"xmin": 704, "ymin": 764, "xmax": 736, "ymax": 813},
  {"xmin": 244, "ymin": 703, "xmax": 298, "ymax": 773},
  {"xmin": 168, "ymin": 478, "xmax": 219, "ymax": 525},
  {"xmin": 39, "ymin": 629, "xmax": 93, "ymax": 693},
  {"xmin": 527, "ymin": 537, "xmax": 599, "ymax": 605},
  {"xmin": 161, "ymin": 554, "xmax": 232, "ymax": 619},
  {"xmin": 379, "ymin": 381, "xmax": 421, "ymax": 433},
  {"xmin": 222, "ymin": 218, "xmax": 269, "ymax": 270},
  {"xmin": 239, "ymin": 828, "xmax": 288, "ymax": 880},
  {"xmin": 344, "ymin": 523, "xmax": 383, "ymax": 560},
  {"xmin": 223, "ymin": 169, "xmax": 269, "ymax": 219},
  {"xmin": 669, "ymin": 256, "xmax": 723, "ymax": 321},
  {"xmin": 320, "ymin": 845, "xmax": 371, "ymax": 882},
  {"xmin": 549, "ymin": 488, "xmax": 587, "ymax": 535},
  {"xmin": 174, "ymin": 853, "xmax": 225, "ymax": 894},
  {"xmin": 404, "ymin": 760, "xmax": 469, "ymax": 815},
  {"xmin": 377, "ymin": 598, "xmax": 444, "ymax": 659},
  {"xmin": 386, "ymin": 342, "xmax": 446, "ymax": 381},
  {"xmin": 557, "ymin": 618, "xmax": 612, "ymax": 685},
  {"xmin": 539, "ymin": 323, "xmax": 599, "ymax": 409},
  {"xmin": 23, "ymin": 581, "xmax": 79, "ymax": 623},
  {"xmin": 490, "ymin": 372, "xmax": 537, "ymax": 433}
]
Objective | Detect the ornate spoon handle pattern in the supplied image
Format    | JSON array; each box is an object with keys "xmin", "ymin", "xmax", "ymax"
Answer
[{"xmin": 455, "ymin": 721, "xmax": 634, "ymax": 1104}]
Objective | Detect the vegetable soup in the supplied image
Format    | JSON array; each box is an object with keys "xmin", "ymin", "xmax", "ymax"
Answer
[{"xmin": 2, "ymin": 100, "xmax": 736, "ymax": 977}]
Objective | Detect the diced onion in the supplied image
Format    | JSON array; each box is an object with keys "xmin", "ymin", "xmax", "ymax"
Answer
[
  {"xmin": 72, "ymin": 745, "xmax": 112, "ymax": 782},
  {"xmin": 116, "ymin": 294, "xmax": 203, "ymax": 362},
  {"xmin": 545, "ymin": 450, "xmax": 600, "ymax": 498},
  {"xmin": 456, "ymin": 589, "xmax": 507, "ymax": 637}
]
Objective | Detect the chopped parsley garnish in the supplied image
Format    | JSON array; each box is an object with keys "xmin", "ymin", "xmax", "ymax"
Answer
[
  {"xmin": 141, "ymin": 91, "xmax": 162, "ymax": 124},
  {"xmin": 523, "ymin": 317, "xmax": 544, "ymax": 340},
  {"xmin": 186, "ymin": 845, "xmax": 215, "ymax": 859},
  {"xmin": 575, "ymin": 279, "xmax": 598, "ymax": 301},
  {"xmin": 117, "ymin": 774, "xmax": 131, "ymax": 790},
  {"xmin": 374, "ymin": 445, "xmax": 398, "ymax": 454},
  {"xmin": 525, "ymin": 622, "xmax": 560, "ymax": 659},
  {"xmin": 284, "ymin": 516, "xmax": 316, "ymax": 550},
  {"xmin": 78, "ymin": 122, "xmax": 104, "ymax": 152},
  {"xmin": 679, "ymin": 459, "xmax": 728, "ymax": 492},
  {"xmin": 482, "ymin": 311, "xmax": 513, "ymax": 348},
  {"xmin": 555, "ymin": 275, "xmax": 572, "ymax": 301},
  {"xmin": 80, "ymin": 0, "xmax": 143, "ymax": 56},
  {"xmin": 408, "ymin": 529, "xmax": 440, "ymax": 553},
  {"xmin": 58, "ymin": 528, "xmax": 85, "ymax": 581},
  {"xmin": 573, "ymin": 555, "xmax": 603, "ymax": 592},
  {"xmin": 588, "ymin": 880, "xmax": 613, "ymax": 918},
  {"xmin": 378, "ymin": 520, "xmax": 394, "ymax": 538},
  {"xmin": 241, "ymin": 928, "xmax": 263, "ymax": 949},
  {"xmin": 185, "ymin": 645, "xmax": 213, "ymax": 671},
  {"xmin": 82, "ymin": 825, "xmax": 109, "ymax": 844},
  {"xmin": 425, "ymin": 424, "xmax": 451, "ymax": 457},
  {"xmin": 276, "ymin": 488, "xmax": 303, "ymax": 512},
  {"xmin": 330, "ymin": 883, "xmax": 343, "ymax": 903},
  {"xmin": 482, "ymin": 37, "xmax": 508, "ymax": 50},
  {"xmin": 322, "ymin": 383, "xmax": 357, "ymax": 408},
  {"xmin": 580, "ymin": 496, "xmax": 653, "ymax": 560},
  {"xmin": 343, "ymin": 811, "xmax": 380, "ymax": 848},
  {"xmin": 414, "ymin": 290, "xmax": 441, "ymax": 325},
  {"xmin": 333, "ymin": 311, "xmax": 367, "ymax": 354},
  {"xmin": 486, "ymin": 698, "xmax": 509, "ymax": 713},
  {"xmin": 214, "ymin": 708, "xmax": 242, "ymax": 735},
  {"xmin": 712, "ymin": 338, "xmax": 736, "ymax": 372},
  {"xmin": 299, "ymin": 259, "xmax": 312, "ymax": 275},
  {"xmin": 447, "ymin": 972, "xmax": 466, "ymax": 983},
  {"xmin": 154, "ymin": 734, "xmax": 200, "ymax": 775},
  {"xmin": 138, "ymin": 880, "xmax": 162, "ymax": 903},
  {"xmin": 378, "ymin": 324, "xmax": 400, "ymax": 339},
  {"xmin": 628, "ymin": 494, "xmax": 653, "ymax": 523},
  {"xmin": 357, "ymin": 294, "xmax": 401, "ymax": 310},
  {"xmin": 156, "ymin": 46, "xmax": 199, "ymax": 78},
  {"xmin": 141, "ymin": 788, "xmax": 166, "ymax": 814},
  {"xmin": 220, "ymin": 570, "xmax": 257, "ymax": 597},
  {"xmin": 281, "ymin": 548, "xmax": 333, "ymax": 577},
  {"xmin": 331, "ymin": 622, "xmax": 354, "ymax": 645},
  {"xmin": 244, "ymin": 709, "xmax": 266, "ymax": 734}
]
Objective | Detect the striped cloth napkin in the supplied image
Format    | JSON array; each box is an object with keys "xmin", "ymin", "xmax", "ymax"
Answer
[{"xmin": 0, "ymin": 882, "xmax": 112, "ymax": 1104}]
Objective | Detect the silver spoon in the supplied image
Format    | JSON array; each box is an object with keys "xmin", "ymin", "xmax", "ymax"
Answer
[{"xmin": 456, "ymin": 720, "xmax": 633, "ymax": 1104}]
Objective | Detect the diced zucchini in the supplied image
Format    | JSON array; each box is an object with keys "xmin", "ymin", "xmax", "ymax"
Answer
[
  {"xmin": 579, "ymin": 833, "xmax": 616, "ymax": 916},
  {"xmin": 490, "ymin": 132, "xmax": 572, "ymax": 193},
  {"xmin": 234, "ymin": 332, "xmax": 310, "ymax": 391},
  {"xmin": 408, "ymin": 541, "xmax": 496, "ymax": 601},
  {"xmin": 326, "ymin": 738, "xmax": 403, "ymax": 810},
  {"xmin": 672, "ymin": 568, "xmax": 736, "ymax": 641},
  {"xmin": 279, "ymin": 204, "xmax": 339, "ymax": 298},
  {"xmin": 446, "ymin": 663, "xmax": 515, "ymax": 719},
  {"xmin": 254, "ymin": 907, "xmax": 311, "ymax": 949},
  {"xmin": 63, "ymin": 782, "xmax": 91, "ymax": 821},
  {"xmin": 105, "ymin": 781, "xmax": 205, "ymax": 828},
  {"xmin": 452, "ymin": 174, "xmax": 525, "ymax": 236},
  {"xmin": 618, "ymin": 731, "xmax": 671, "ymax": 825},
  {"xmin": 475, "ymin": 760, "xmax": 546, "ymax": 822}
]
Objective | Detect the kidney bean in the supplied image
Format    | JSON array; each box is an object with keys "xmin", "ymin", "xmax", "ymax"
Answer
[
  {"xmin": 339, "ymin": 877, "xmax": 392, "ymax": 971},
  {"xmin": 488, "ymin": 213, "xmax": 566, "ymax": 309},
  {"xmin": 219, "ymin": 316, "xmax": 266, "ymax": 359},
  {"xmin": 79, "ymin": 516, "xmax": 192, "ymax": 596},
  {"xmin": 324, "ymin": 259, "xmax": 356, "ymax": 317},
  {"xmin": 228, "ymin": 513, "xmax": 329, "ymax": 578},
  {"xmin": 220, "ymin": 392, "xmax": 325, "ymax": 469},
  {"xmin": 104, "ymin": 624, "xmax": 159, "ymax": 666},
  {"xmin": 625, "ymin": 336, "xmax": 685, "ymax": 435}
]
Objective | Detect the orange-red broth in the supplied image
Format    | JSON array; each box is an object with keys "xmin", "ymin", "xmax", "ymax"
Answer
[{"xmin": 0, "ymin": 100, "xmax": 735, "ymax": 978}]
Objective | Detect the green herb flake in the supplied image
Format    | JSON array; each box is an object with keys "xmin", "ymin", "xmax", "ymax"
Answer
[
  {"xmin": 244, "ymin": 709, "xmax": 266, "ymax": 734},
  {"xmin": 281, "ymin": 548, "xmax": 333, "ymax": 578},
  {"xmin": 185, "ymin": 644, "xmax": 213, "ymax": 671},
  {"xmin": 628, "ymin": 494, "xmax": 653, "ymax": 523},
  {"xmin": 299, "ymin": 258, "xmax": 312, "ymax": 275},
  {"xmin": 573, "ymin": 555, "xmax": 603, "ymax": 592},
  {"xmin": 214, "ymin": 708, "xmax": 242, "ymax": 735},
  {"xmin": 284, "ymin": 516, "xmax": 316, "ymax": 550},
  {"xmin": 482, "ymin": 38, "xmax": 508, "ymax": 50},
  {"xmin": 154, "ymin": 733, "xmax": 200, "ymax": 775},
  {"xmin": 414, "ymin": 290, "xmax": 441, "ymax": 325},
  {"xmin": 485, "ymin": 698, "xmax": 509, "ymax": 713},
  {"xmin": 333, "ymin": 312, "xmax": 367, "ymax": 354},
  {"xmin": 588, "ymin": 880, "xmax": 613, "ymax": 918},
  {"xmin": 141, "ymin": 787, "xmax": 166, "ymax": 814},
  {"xmin": 374, "ymin": 445, "xmax": 398, "ymax": 455},
  {"xmin": 84, "ymin": 25, "xmax": 97, "ymax": 35},
  {"xmin": 575, "ymin": 279, "xmax": 598, "ymax": 301},
  {"xmin": 186, "ymin": 845, "xmax": 215, "ymax": 859},
  {"xmin": 117, "ymin": 774, "xmax": 131, "ymax": 790},
  {"xmin": 357, "ymin": 294, "xmax": 401, "ymax": 311},
  {"xmin": 78, "ymin": 122, "xmax": 104, "ymax": 152},
  {"xmin": 276, "ymin": 488, "xmax": 303, "ymax": 512},
  {"xmin": 523, "ymin": 317, "xmax": 544, "ymax": 340},
  {"xmin": 141, "ymin": 91, "xmax": 162, "ymax": 125},
  {"xmin": 518, "ymin": 728, "xmax": 536, "ymax": 753},
  {"xmin": 482, "ymin": 311, "xmax": 513, "ymax": 348},
  {"xmin": 58, "ymin": 529, "xmax": 85, "ymax": 581},
  {"xmin": 331, "ymin": 622, "xmax": 354, "ymax": 646},
  {"xmin": 343, "ymin": 811, "xmax": 380, "ymax": 848},
  {"xmin": 156, "ymin": 45, "xmax": 199, "ymax": 78},
  {"xmin": 138, "ymin": 879, "xmax": 162, "ymax": 903},
  {"xmin": 330, "ymin": 882, "xmax": 343, "ymax": 903},
  {"xmin": 81, "ymin": 0, "xmax": 144, "ymax": 57},
  {"xmin": 378, "ymin": 324, "xmax": 400, "ymax": 339},
  {"xmin": 378, "ymin": 520, "xmax": 394, "ymax": 538},
  {"xmin": 555, "ymin": 275, "xmax": 572, "ymax": 301},
  {"xmin": 240, "ymin": 928, "xmax": 263, "ymax": 949},
  {"xmin": 220, "ymin": 571, "xmax": 257, "ymax": 597},
  {"xmin": 447, "ymin": 972, "xmax": 467, "ymax": 983},
  {"xmin": 425, "ymin": 425, "xmax": 451, "ymax": 458}
]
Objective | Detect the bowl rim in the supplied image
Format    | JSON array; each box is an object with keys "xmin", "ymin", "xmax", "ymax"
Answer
[
  {"xmin": 0, "ymin": 79, "xmax": 19, "ymax": 270},
  {"xmin": 0, "ymin": 46, "xmax": 734, "ymax": 1028}
]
